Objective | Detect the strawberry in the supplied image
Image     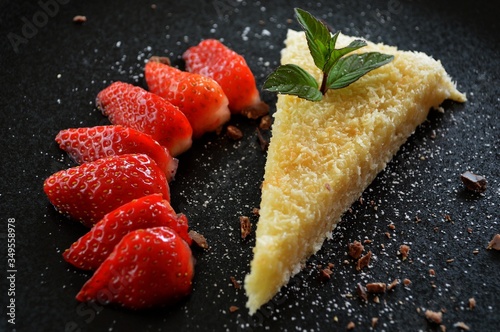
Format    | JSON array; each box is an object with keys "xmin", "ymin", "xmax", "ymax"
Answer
[
  {"xmin": 96, "ymin": 81, "xmax": 193, "ymax": 157},
  {"xmin": 63, "ymin": 193, "xmax": 191, "ymax": 270},
  {"xmin": 76, "ymin": 226, "xmax": 194, "ymax": 310},
  {"xmin": 145, "ymin": 58, "xmax": 230, "ymax": 138},
  {"xmin": 183, "ymin": 39, "xmax": 261, "ymax": 112},
  {"xmin": 44, "ymin": 154, "xmax": 169, "ymax": 227},
  {"xmin": 55, "ymin": 125, "xmax": 178, "ymax": 182}
]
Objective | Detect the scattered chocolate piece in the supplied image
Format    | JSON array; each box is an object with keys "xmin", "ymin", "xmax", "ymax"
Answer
[
  {"xmin": 241, "ymin": 101, "xmax": 270, "ymax": 119},
  {"xmin": 259, "ymin": 115, "xmax": 272, "ymax": 130},
  {"xmin": 453, "ymin": 322, "xmax": 470, "ymax": 331},
  {"xmin": 356, "ymin": 283, "xmax": 368, "ymax": 301},
  {"xmin": 487, "ymin": 234, "xmax": 500, "ymax": 250},
  {"xmin": 446, "ymin": 258, "xmax": 455, "ymax": 263},
  {"xmin": 429, "ymin": 269, "xmax": 436, "ymax": 276},
  {"xmin": 148, "ymin": 56, "xmax": 171, "ymax": 65},
  {"xmin": 430, "ymin": 130, "xmax": 437, "ymax": 140},
  {"xmin": 460, "ymin": 171, "xmax": 487, "ymax": 193},
  {"xmin": 468, "ymin": 297, "xmax": 476, "ymax": 310},
  {"xmin": 346, "ymin": 321, "xmax": 355, "ymax": 330},
  {"xmin": 252, "ymin": 207, "xmax": 260, "ymax": 216},
  {"xmin": 366, "ymin": 282, "xmax": 387, "ymax": 294},
  {"xmin": 385, "ymin": 232, "xmax": 391, "ymax": 239},
  {"xmin": 371, "ymin": 317, "xmax": 379, "ymax": 328},
  {"xmin": 403, "ymin": 278, "xmax": 411, "ymax": 286},
  {"xmin": 348, "ymin": 240, "xmax": 364, "ymax": 259},
  {"xmin": 440, "ymin": 324, "xmax": 447, "ymax": 332},
  {"xmin": 387, "ymin": 279, "xmax": 400, "ymax": 291},
  {"xmin": 72, "ymin": 15, "xmax": 87, "ymax": 23},
  {"xmin": 188, "ymin": 230, "xmax": 208, "ymax": 249},
  {"xmin": 230, "ymin": 276, "xmax": 241, "ymax": 289},
  {"xmin": 472, "ymin": 249, "xmax": 479, "ymax": 255},
  {"xmin": 388, "ymin": 223, "xmax": 396, "ymax": 230},
  {"xmin": 239, "ymin": 216, "xmax": 251, "ymax": 239},
  {"xmin": 229, "ymin": 305, "xmax": 239, "ymax": 313},
  {"xmin": 467, "ymin": 227, "xmax": 473, "ymax": 234},
  {"xmin": 256, "ymin": 128, "xmax": 269, "ymax": 151},
  {"xmin": 444, "ymin": 214, "xmax": 453, "ymax": 223},
  {"xmin": 425, "ymin": 310, "xmax": 443, "ymax": 324},
  {"xmin": 319, "ymin": 267, "xmax": 333, "ymax": 281},
  {"xmin": 363, "ymin": 239, "xmax": 372, "ymax": 244},
  {"xmin": 226, "ymin": 125, "xmax": 243, "ymax": 140},
  {"xmin": 399, "ymin": 244, "xmax": 410, "ymax": 260},
  {"xmin": 373, "ymin": 296, "xmax": 380, "ymax": 304},
  {"xmin": 356, "ymin": 251, "xmax": 372, "ymax": 271}
]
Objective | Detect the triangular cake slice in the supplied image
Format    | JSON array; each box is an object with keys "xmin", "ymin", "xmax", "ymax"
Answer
[{"xmin": 245, "ymin": 29, "xmax": 466, "ymax": 314}]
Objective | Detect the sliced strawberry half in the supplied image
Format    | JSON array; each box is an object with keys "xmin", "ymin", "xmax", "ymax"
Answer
[
  {"xmin": 44, "ymin": 154, "xmax": 169, "ymax": 227},
  {"xmin": 145, "ymin": 58, "xmax": 230, "ymax": 138},
  {"xmin": 183, "ymin": 39, "xmax": 261, "ymax": 112},
  {"xmin": 56, "ymin": 125, "xmax": 178, "ymax": 182},
  {"xmin": 96, "ymin": 81, "xmax": 193, "ymax": 156},
  {"xmin": 76, "ymin": 226, "xmax": 194, "ymax": 310},
  {"xmin": 63, "ymin": 193, "xmax": 191, "ymax": 271}
]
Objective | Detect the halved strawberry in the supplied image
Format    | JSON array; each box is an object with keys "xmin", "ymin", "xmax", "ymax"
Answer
[
  {"xmin": 96, "ymin": 81, "xmax": 193, "ymax": 156},
  {"xmin": 63, "ymin": 193, "xmax": 191, "ymax": 270},
  {"xmin": 56, "ymin": 125, "xmax": 178, "ymax": 182},
  {"xmin": 76, "ymin": 226, "xmax": 194, "ymax": 310},
  {"xmin": 183, "ymin": 39, "xmax": 261, "ymax": 112},
  {"xmin": 145, "ymin": 58, "xmax": 230, "ymax": 138},
  {"xmin": 44, "ymin": 154, "xmax": 169, "ymax": 227}
]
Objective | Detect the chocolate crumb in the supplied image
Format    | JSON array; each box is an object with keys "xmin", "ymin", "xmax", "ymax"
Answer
[
  {"xmin": 373, "ymin": 295, "xmax": 380, "ymax": 304},
  {"xmin": 229, "ymin": 305, "xmax": 239, "ymax": 313},
  {"xmin": 72, "ymin": 15, "xmax": 87, "ymax": 23},
  {"xmin": 256, "ymin": 128, "xmax": 269, "ymax": 151},
  {"xmin": 440, "ymin": 325, "xmax": 447, "ymax": 332},
  {"xmin": 148, "ymin": 56, "xmax": 171, "ymax": 65},
  {"xmin": 239, "ymin": 216, "xmax": 251, "ymax": 239},
  {"xmin": 226, "ymin": 125, "xmax": 243, "ymax": 140},
  {"xmin": 399, "ymin": 244, "xmax": 410, "ymax": 260},
  {"xmin": 366, "ymin": 282, "xmax": 387, "ymax": 294},
  {"xmin": 241, "ymin": 101, "xmax": 270, "ymax": 119},
  {"xmin": 230, "ymin": 276, "xmax": 241, "ymax": 289},
  {"xmin": 346, "ymin": 321, "xmax": 355, "ymax": 330},
  {"xmin": 356, "ymin": 251, "xmax": 372, "ymax": 271},
  {"xmin": 446, "ymin": 258, "xmax": 455, "ymax": 263},
  {"xmin": 356, "ymin": 283, "xmax": 368, "ymax": 301},
  {"xmin": 348, "ymin": 240, "xmax": 364, "ymax": 259},
  {"xmin": 371, "ymin": 317, "xmax": 379, "ymax": 328},
  {"xmin": 387, "ymin": 279, "xmax": 400, "ymax": 291},
  {"xmin": 472, "ymin": 249, "xmax": 479, "ymax": 255},
  {"xmin": 468, "ymin": 297, "xmax": 476, "ymax": 310},
  {"xmin": 319, "ymin": 267, "xmax": 333, "ymax": 281},
  {"xmin": 388, "ymin": 223, "xmax": 396, "ymax": 230},
  {"xmin": 429, "ymin": 269, "xmax": 436, "ymax": 276},
  {"xmin": 385, "ymin": 232, "xmax": 391, "ymax": 239},
  {"xmin": 460, "ymin": 171, "xmax": 487, "ymax": 193},
  {"xmin": 453, "ymin": 322, "xmax": 470, "ymax": 331},
  {"xmin": 363, "ymin": 239, "xmax": 372, "ymax": 244},
  {"xmin": 259, "ymin": 115, "xmax": 272, "ymax": 130},
  {"xmin": 425, "ymin": 310, "xmax": 443, "ymax": 324},
  {"xmin": 403, "ymin": 278, "xmax": 411, "ymax": 286},
  {"xmin": 188, "ymin": 230, "xmax": 208, "ymax": 249},
  {"xmin": 467, "ymin": 227, "xmax": 473, "ymax": 234},
  {"xmin": 252, "ymin": 207, "xmax": 260, "ymax": 216},
  {"xmin": 487, "ymin": 234, "xmax": 500, "ymax": 250}
]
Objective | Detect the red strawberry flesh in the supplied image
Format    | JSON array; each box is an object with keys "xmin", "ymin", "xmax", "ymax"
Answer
[
  {"xmin": 145, "ymin": 59, "xmax": 230, "ymax": 138},
  {"xmin": 63, "ymin": 193, "xmax": 191, "ymax": 270},
  {"xmin": 183, "ymin": 39, "xmax": 261, "ymax": 112},
  {"xmin": 96, "ymin": 81, "xmax": 193, "ymax": 156},
  {"xmin": 43, "ymin": 154, "xmax": 170, "ymax": 227},
  {"xmin": 56, "ymin": 125, "xmax": 178, "ymax": 182},
  {"xmin": 76, "ymin": 227, "xmax": 194, "ymax": 310}
]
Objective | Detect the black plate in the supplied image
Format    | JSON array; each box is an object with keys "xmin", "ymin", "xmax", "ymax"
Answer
[{"xmin": 1, "ymin": 0, "xmax": 499, "ymax": 331}]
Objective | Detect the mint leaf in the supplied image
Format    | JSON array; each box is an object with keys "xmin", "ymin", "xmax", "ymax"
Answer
[
  {"xmin": 326, "ymin": 52, "xmax": 394, "ymax": 90},
  {"xmin": 263, "ymin": 64, "xmax": 323, "ymax": 101},
  {"xmin": 294, "ymin": 8, "xmax": 332, "ymax": 71},
  {"xmin": 323, "ymin": 39, "xmax": 366, "ymax": 74}
]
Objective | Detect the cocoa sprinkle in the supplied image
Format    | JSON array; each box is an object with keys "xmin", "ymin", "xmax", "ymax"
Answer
[
  {"xmin": 188, "ymin": 230, "xmax": 208, "ymax": 249},
  {"xmin": 239, "ymin": 216, "xmax": 251, "ymax": 239},
  {"xmin": 399, "ymin": 244, "xmax": 410, "ymax": 260},
  {"xmin": 348, "ymin": 240, "xmax": 364, "ymax": 259},
  {"xmin": 226, "ymin": 125, "xmax": 243, "ymax": 140},
  {"xmin": 356, "ymin": 251, "xmax": 372, "ymax": 271}
]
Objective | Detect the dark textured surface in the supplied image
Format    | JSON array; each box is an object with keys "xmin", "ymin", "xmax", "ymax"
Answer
[{"xmin": 1, "ymin": 0, "xmax": 499, "ymax": 331}]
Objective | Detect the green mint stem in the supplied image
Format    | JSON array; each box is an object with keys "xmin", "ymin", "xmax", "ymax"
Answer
[{"xmin": 320, "ymin": 72, "xmax": 328, "ymax": 95}]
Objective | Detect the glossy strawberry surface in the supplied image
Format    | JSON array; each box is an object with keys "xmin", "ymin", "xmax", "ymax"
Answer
[
  {"xmin": 96, "ymin": 81, "xmax": 193, "ymax": 156},
  {"xmin": 145, "ymin": 59, "xmax": 230, "ymax": 138},
  {"xmin": 63, "ymin": 193, "xmax": 191, "ymax": 270},
  {"xmin": 76, "ymin": 227, "xmax": 194, "ymax": 310},
  {"xmin": 56, "ymin": 125, "xmax": 178, "ymax": 182},
  {"xmin": 183, "ymin": 39, "xmax": 261, "ymax": 112},
  {"xmin": 44, "ymin": 154, "xmax": 170, "ymax": 227}
]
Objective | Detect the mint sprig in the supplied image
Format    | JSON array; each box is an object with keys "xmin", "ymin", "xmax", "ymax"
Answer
[{"xmin": 263, "ymin": 8, "xmax": 394, "ymax": 102}]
